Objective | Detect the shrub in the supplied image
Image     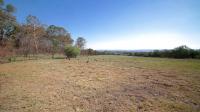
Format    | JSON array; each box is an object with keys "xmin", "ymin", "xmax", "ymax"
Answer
[{"xmin": 64, "ymin": 46, "xmax": 80, "ymax": 59}]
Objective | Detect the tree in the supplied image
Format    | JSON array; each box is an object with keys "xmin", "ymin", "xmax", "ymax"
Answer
[
  {"xmin": 46, "ymin": 25, "xmax": 73, "ymax": 54},
  {"xmin": 46, "ymin": 25, "xmax": 73, "ymax": 44},
  {"xmin": 64, "ymin": 46, "xmax": 80, "ymax": 60},
  {"xmin": 75, "ymin": 37, "xmax": 86, "ymax": 49},
  {"xmin": 0, "ymin": 0, "xmax": 16, "ymax": 13},
  {"xmin": 26, "ymin": 15, "xmax": 43, "ymax": 56},
  {"xmin": 151, "ymin": 50, "xmax": 161, "ymax": 57},
  {"xmin": 87, "ymin": 48, "xmax": 94, "ymax": 55},
  {"xmin": 0, "ymin": 21, "xmax": 17, "ymax": 46},
  {"xmin": 26, "ymin": 15, "xmax": 40, "ymax": 26},
  {"xmin": 0, "ymin": 0, "xmax": 17, "ymax": 47},
  {"xmin": 82, "ymin": 48, "xmax": 96, "ymax": 56},
  {"xmin": 47, "ymin": 25, "xmax": 68, "ymax": 36},
  {"xmin": 51, "ymin": 38, "xmax": 59, "ymax": 58},
  {"xmin": 14, "ymin": 24, "xmax": 45, "ymax": 57},
  {"xmin": 6, "ymin": 4, "xmax": 15, "ymax": 13},
  {"xmin": 0, "ymin": 0, "xmax": 4, "ymax": 6},
  {"xmin": 16, "ymin": 25, "xmax": 33, "ymax": 57},
  {"xmin": 132, "ymin": 45, "xmax": 200, "ymax": 59},
  {"xmin": 172, "ymin": 45, "xmax": 191, "ymax": 58}
]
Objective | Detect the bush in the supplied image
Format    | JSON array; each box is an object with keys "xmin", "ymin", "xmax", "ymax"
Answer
[{"xmin": 64, "ymin": 46, "xmax": 80, "ymax": 59}]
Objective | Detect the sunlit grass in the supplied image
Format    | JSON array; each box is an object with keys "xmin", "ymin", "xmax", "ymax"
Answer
[{"xmin": 0, "ymin": 55, "xmax": 199, "ymax": 112}]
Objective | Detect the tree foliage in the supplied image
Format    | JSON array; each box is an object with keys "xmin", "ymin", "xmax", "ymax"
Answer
[
  {"xmin": 0, "ymin": 0, "xmax": 4, "ymax": 6},
  {"xmin": 6, "ymin": 4, "xmax": 15, "ymax": 13},
  {"xmin": 0, "ymin": 0, "xmax": 17, "ymax": 47},
  {"xmin": 51, "ymin": 38, "xmax": 59, "ymax": 58},
  {"xmin": 75, "ymin": 37, "xmax": 86, "ymax": 49},
  {"xmin": 0, "ymin": 0, "xmax": 86, "ymax": 59},
  {"xmin": 26, "ymin": 15, "xmax": 40, "ymax": 26},
  {"xmin": 64, "ymin": 46, "xmax": 80, "ymax": 59},
  {"xmin": 47, "ymin": 25, "xmax": 69, "ymax": 37},
  {"xmin": 133, "ymin": 45, "xmax": 200, "ymax": 59}
]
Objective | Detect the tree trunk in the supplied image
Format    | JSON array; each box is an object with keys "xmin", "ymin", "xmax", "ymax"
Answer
[{"xmin": 33, "ymin": 25, "xmax": 38, "ymax": 58}]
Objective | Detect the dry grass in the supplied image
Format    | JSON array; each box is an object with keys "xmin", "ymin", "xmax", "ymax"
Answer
[{"xmin": 0, "ymin": 55, "xmax": 200, "ymax": 112}]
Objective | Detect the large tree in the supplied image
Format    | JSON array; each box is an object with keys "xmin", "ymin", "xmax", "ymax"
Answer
[
  {"xmin": 46, "ymin": 25, "xmax": 73, "ymax": 53},
  {"xmin": 0, "ymin": 0, "xmax": 17, "ymax": 47},
  {"xmin": 26, "ymin": 15, "xmax": 45, "ymax": 55},
  {"xmin": 13, "ymin": 15, "xmax": 46, "ymax": 57},
  {"xmin": 47, "ymin": 25, "xmax": 73, "ymax": 44}
]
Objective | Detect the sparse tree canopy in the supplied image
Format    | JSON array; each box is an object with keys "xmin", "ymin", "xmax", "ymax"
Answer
[
  {"xmin": 75, "ymin": 37, "xmax": 86, "ymax": 49},
  {"xmin": 26, "ymin": 15, "xmax": 40, "ymax": 26},
  {"xmin": 47, "ymin": 25, "xmax": 69, "ymax": 37}
]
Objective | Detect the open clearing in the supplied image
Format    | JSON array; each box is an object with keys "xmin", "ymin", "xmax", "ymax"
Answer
[{"xmin": 0, "ymin": 55, "xmax": 200, "ymax": 112}]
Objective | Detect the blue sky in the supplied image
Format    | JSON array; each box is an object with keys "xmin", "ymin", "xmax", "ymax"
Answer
[{"xmin": 6, "ymin": 0, "xmax": 200, "ymax": 50}]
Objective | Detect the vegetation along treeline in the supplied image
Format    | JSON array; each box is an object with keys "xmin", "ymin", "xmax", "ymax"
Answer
[
  {"xmin": 133, "ymin": 45, "xmax": 200, "ymax": 59},
  {"xmin": 0, "ymin": 0, "xmax": 94, "ymax": 61},
  {"xmin": 96, "ymin": 45, "xmax": 200, "ymax": 59}
]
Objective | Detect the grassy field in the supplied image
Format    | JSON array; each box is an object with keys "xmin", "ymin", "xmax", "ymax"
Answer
[{"xmin": 0, "ymin": 55, "xmax": 200, "ymax": 112}]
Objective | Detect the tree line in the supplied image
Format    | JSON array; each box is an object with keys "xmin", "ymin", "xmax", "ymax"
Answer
[
  {"xmin": 0, "ymin": 0, "xmax": 89, "ymax": 60},
  {"xmin": 133, "ymin": 45, "xmax": 200, "ymax": 59},
  {"xmin": 95, "ymin": 45, "xmax": 200, "ymax": 59}
]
